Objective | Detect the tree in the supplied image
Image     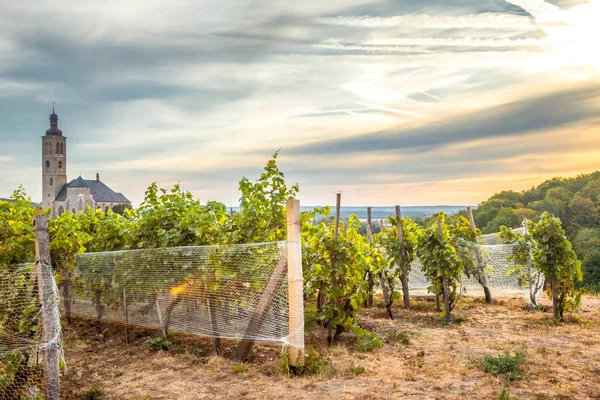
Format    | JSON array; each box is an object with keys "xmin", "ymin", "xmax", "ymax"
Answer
[
  {"xmin": 568, "ymin": 196, "xmax": 598, "ymax": 230},
  {"xmin": 572, "ymin": 228, "xmax": 600, "ymax": 259},
  {"xmin": 529, "ymin": 213, "xmax": 582, "ymax": 322},
  {"xmin": 484, "ymin": 207, "xmax": 521, "ymax": 234}
]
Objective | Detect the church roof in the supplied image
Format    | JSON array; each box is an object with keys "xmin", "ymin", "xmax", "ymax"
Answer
[
  {"xmin": 55, "ymin": 178, "xmax": 130, "ymax": 203},
  {"xmin": 45, "ymin": 109, "xmax": 63, "ymax": 136}
]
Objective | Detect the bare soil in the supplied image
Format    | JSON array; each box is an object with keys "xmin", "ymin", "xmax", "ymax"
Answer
[{"xmin": 61, "ymin": 295, "xmax": 600, "ymax": 400}]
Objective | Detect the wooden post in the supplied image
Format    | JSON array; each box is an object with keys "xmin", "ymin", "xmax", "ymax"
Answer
[
  {"xmin": 34, "ymin": 215, "xmax": 60, "ymax": 400},
  {"xmin": 123, "ymin": 289, "xmax": 130, "ymax": 344},
  {"xmin": 365, "ymin": 207, "xmax": 374, "ymax": 307},
  {"xmin": 329, "ymin": 193, "xmax": 342, "ymax": 343},
  {"xmin": 286, "ymin": 198, "xmax": 304, "ymax": 366},
  {"xmin": 236, "ymin": 253, "xmax": 288, "ymax": 361},
  {"xmin": 396, "ymin": 206, "xmax": 410, "ymax": 309},
  {"xmin": 437, "ymin": 217, "xmax": 451, "ymax": 324},
  {"xmin": 466, "ymin": 207, "xmax": 492, "ymax": 304},
  {"xmin": 334, "ymin": 193, "xmax": 341, "ymax": 242}
]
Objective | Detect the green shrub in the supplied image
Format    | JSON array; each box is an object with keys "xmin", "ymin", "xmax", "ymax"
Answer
[
  {"xmin": 144, "ymin": 336, "xmax": 172, "ymax": 351},
  {"xmin": 276, "ymin": 346, "xmax": 329, "ymax": 377},
  {"xmin": 232, "ymin": 363, "xmax": 248, "ymax": 374},
  {"xmin": 352, "ymin": 326, "xmax": 383, "ymax": 352},
  {"xmin": 481, "ymin": 352, "xmax": 527, "ymax": 381},
  {"xmin": 81, "ymin": 388, "xmax": 105, "ymax": 400},
  {"xmin": 346, "ymin": 365, "xmax": 366, "ymax": 375},
  {"xmin": 387, "ymin": 331, "xmax": 411, "ymax": 345}
]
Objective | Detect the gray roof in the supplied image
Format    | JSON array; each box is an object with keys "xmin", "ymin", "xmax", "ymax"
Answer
[{"xmin": 55, "ymin": 178, "xmax": 130, "ymax": 203}]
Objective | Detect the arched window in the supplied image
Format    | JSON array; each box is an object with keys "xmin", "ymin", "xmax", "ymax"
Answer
[
  {"xmin": 60, "ymin": 143, "xmax": 64, "ymax": 154},
  {"xmin": 45, "ymin": 160, "xmax": 50, "ymax": 170},
  {"xmin": 50, "ymin": 178, "xmax": 53, "ymax": 186},
  {"xmin": 104, "ymin": 206, "xmax": 109, "ymax": 212},
  {"xmin": 72, "ymin": 208, "xmax": 76, "ymax": 213},
  {"xmin": 58, "ymin": 206, "xmax": 64, "ymax": 216},
  {"xmin": 56, "ymin": 143, "xmax": 60, "ymax": 153}
]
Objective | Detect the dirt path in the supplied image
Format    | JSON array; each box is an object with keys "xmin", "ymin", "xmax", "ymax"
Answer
[{"xmin": 61, "ymin": 295, "xmax": 600, "ymax": 400}]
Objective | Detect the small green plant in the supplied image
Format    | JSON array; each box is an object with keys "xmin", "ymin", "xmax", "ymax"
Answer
[
  {"xmin": 191, "ymin": 346, "xmax": 205, "ymax": 356},
  {"xmin": 387, "ymin": 331, "xmax": 411, "ymax": 345},
  {"xmin": 81, "ymin": 388, "xmax": 105, "ymax": 400},
  {"xmin": 144, "ymin": 336, "xmax": 172, "ymax": 351},
  {"xmin": 232, "ymin": 363, "xmax": 248, "ymax": 374},
  {"xmin": 352, "ymin": 326, "xmax": 384, "ymax": 352},
  {"xmin": 481, "ymin": 351, "xmax": 527, "ymax": 381},
  {"xmin": 276, "ymin": 346, "xmax": 329, "ymax": 377},
  {"xmin": 499, "ymin": 388, "xmax": 511, "ymax": 400},
  {"xmin": 346, "ymin": 365, "xmax": 366, "ymax": 375}
]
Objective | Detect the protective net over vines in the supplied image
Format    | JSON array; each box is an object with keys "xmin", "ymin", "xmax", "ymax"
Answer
[
  {"xmin": 1, "ymin": 263, "xmax": 63, "ymax": 400},
  {"xmin": 407, "ymin": 237, "xmax": 542, "ymax": 302},
  {"xmin": 66, "ymin": 241, "xmax": 292, "ymax": 344}
]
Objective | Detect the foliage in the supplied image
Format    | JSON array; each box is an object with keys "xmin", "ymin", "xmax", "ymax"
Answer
[
  {"xmin": 376, "ymin": 216, "xmax": 419, "ymax": 313},
  {"xmin": 528, "ymin": 213, "xmax": 582, "ymax": 322},
  {"xmin": 387, "ymin": 331, "xmax": 411, "ymax": 345},
  {"xmin": 302, "ymin": 211, "xmax": 384, "ymax": 343},
  {"xmin": 0, "ymin": 187, "xmax": 38, "ymax": 266},
  {"xmin": 416, "ymin": 213, "xmax": 464, "ymax": 321},
  {"xmin": 480, "ymin": 351, "xmax": 527, "ymax": 381},
  {"xmin": 276, "ymin": 346, "xmax": 329, "ymax": 377},
  {"xmin": 144, "ymin": 336, "xmax": 173, "ymax": 352},
  {"xmin": 231, "ymin": 363, "xmax": 248, "ymax": 374},
  {"xmin": 81, "ymin": 388, "xmax": 105, "ymax": 400},
  {"xmin": 346, "ymin": 365, "xmax": 365, "ymax": 375}
]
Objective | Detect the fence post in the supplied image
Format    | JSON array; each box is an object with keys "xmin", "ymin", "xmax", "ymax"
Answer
[
  {"xmin": 466, "ymin": 206, "xmax": 492, "ymax": 304},
  {"xmin": 34, "ymin": 214, "xmax": 61, "ymax": 400},
  {"xmin": 396, "ymin": 205, "xmax": 410, "ymax": 309},
  {"xmin": 287, "ymin": 198, "xmax": 305, "ymax": 367},
  {"xmin": 437, "ymin": 216, "xmax": 451, "ymax": 324},
  {"xmin": 365, "ymin": 207, "xmax": 374, "ymax": 307}
]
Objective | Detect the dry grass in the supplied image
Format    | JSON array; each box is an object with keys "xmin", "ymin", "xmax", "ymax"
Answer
[{"xmin": 61, "ymin": 294, "xmax": 600, "ymax": 400}]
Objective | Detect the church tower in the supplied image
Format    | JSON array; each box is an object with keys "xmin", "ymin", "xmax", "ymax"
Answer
[{"xmin": 41, "ymin": 106, "xmax": 67, "ymax": 209}]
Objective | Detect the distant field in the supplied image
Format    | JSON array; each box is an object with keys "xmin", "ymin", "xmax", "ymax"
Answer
[{"xmin": 61, "ymin": 295, "xmax": 600, "ymax": 400}]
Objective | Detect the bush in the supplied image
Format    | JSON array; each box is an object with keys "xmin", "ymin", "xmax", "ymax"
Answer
[
  {"xmin": 481, "ymin": 352, "xmax": 527, "ymax": 381},
  {"xmin": 144, "ymin": 336, "xmax": 172, "ymax": 351},
  {"xmin": 232, "ymin": 363, "xmax": 248, "ymax": 374},
  {"xmin": 387, "ymin": 331, "xmax": 411, "ymax": 345},
  {"xmin": 276, "ymin": 346, "xmax": 329, "ymax": 377},
  {"xmin": 346, "ymin": 365, "xmax": 366, "ymax": 375},
  {"xmin": 81, "ymin": 388, "xmax": 105, "ymax": 400}
]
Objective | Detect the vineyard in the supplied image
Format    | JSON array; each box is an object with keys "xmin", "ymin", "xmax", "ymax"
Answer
[{"xmin": 1, "ymin": 154, "xmax": 597, "ymax": 400}]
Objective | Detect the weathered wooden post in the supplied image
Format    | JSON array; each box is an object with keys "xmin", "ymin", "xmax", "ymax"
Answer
[
  {"xmin": 287, "ymin": 198, "xmax": 305, "ymax": 366},
  {"xmin": 328, "ymin": 193, "xmax": 342, "ymax": 343},
  {"xmin": 365, "ymin": 207, "xmax": 374, "ymax": 307},
  {"xmin": 437, "ymin": 216, "xmax": 451, "ymax": 324},
  {"xmin": 34, "ymin": 214, "xmax": 61, "ymax": 400},
  {"xmin": 466, "ymin": 206, "xmax": 492, "ymax": 304},
  {"xmin": 396, "ymin": 205, "xmax": 410, "ymax": 309}
]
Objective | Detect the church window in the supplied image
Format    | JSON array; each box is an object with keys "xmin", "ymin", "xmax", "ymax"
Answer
[
  {"xmin": 72, "ymin": 208, "xmax": 76, "ymax": 213},
  {"xmin": 58, "ymin": 206, "xmax": 64, "ymax": 216},
  {"xmin": 45, "ymin": 160, "xmax": 50, "ymax": 169},
  {"xmin": 104, "ymin": 206, "xmax": 109, "ymax": 212},
  {"xmin": 56, "ymin": 143, "xmax": 60, "ymax": 153},
  {"xmin": 50, "ymin": 178, "xmax": 53, "ymax": 186},
  {"xmin": 58, "ymin": 161, "xmax": 63, "ymax": 169},
  {"xmin": 60, "ymin": 143, "xmax": 64, "ymax": 154}
]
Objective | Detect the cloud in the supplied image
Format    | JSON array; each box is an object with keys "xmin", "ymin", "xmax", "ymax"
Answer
[{"xmin": 289, "ymin": 84, "xmax": 600, "ymax": 156}]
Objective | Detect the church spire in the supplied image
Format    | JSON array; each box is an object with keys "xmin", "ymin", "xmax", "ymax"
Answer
[{"xmin": 46, "ymin": 104, "xmax": 63, "ymax": 135}]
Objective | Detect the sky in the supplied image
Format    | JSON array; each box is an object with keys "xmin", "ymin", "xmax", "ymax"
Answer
[{"xmin": 1, "ymin": 0, "xmax": 600, "ymax": 207}]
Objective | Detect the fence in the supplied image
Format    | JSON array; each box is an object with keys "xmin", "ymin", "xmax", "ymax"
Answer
[
  {"xmin": 61, "ymin": 199, "xmax": 305, "ymax": 364},
  {"xmin": 0, "ymin": 217, "xmax": 63, "ymax": 400}
]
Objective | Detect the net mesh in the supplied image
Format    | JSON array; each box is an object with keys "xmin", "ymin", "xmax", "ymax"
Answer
[
  {"xmin": 0, "ymin": 263, "xmax": 62, "ymax": 400},
  {"xmin": 65, "ymin": 241, "xmax": 292, "ymax": 344},
  {"xmin": 406, "ymin": 230, "xmax": 542, "ymax": 302}
]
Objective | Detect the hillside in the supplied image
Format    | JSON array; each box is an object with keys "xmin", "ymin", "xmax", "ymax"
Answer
[
  {"xmin": 469, "ymin": 171, "xmax": 600, "ymax": 292},
  {"xmin": 61, "ymin": 295, "xmax": 600, "ymax": 400}
]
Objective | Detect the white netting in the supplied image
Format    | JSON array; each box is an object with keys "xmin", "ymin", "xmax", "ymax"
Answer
[
  {"xmin": 65, "ymin": 241, "xmax": 293, "ymax": 344},
  {"xmin": 1, "ymin": 263, "xmax": 63, "ymax": 400},
  {"xmin": 480, "ymin": 227, "xmax": 526, "ymax": 245}
]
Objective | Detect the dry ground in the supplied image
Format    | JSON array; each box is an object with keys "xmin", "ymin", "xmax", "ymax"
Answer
[{"xmin": 61, "ymin": 295, "xmax": 600, "ymax": 400}]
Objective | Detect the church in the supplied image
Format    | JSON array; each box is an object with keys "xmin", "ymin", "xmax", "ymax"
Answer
[{"xmin": 41, "ymin": 108, "xmax": 131, "ymax": 217}]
